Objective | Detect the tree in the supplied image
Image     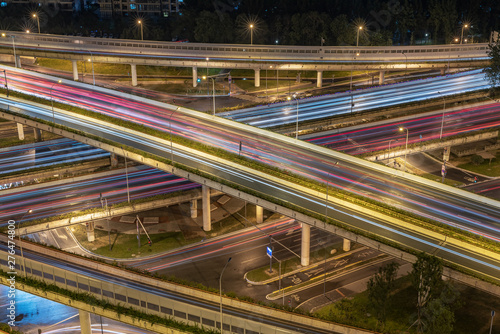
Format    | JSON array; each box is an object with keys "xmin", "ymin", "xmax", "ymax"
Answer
[
  {"xmin": 484, "ymin": 36, "xmax": 500, "ymax": 90},
  {"xmin": 367, "ymin": 261, "xmax": 400, "ymax": 326},
  {"xmin": 421, "ymin": 299, "xmax": 455, "ymax": 334},
  {"xmin": 410, "ymin": 253, "xmax": 444, "ymax": 333}
]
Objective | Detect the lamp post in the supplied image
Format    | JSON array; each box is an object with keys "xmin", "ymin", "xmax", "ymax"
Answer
[
  {"xmin": 356, "ymin": 26, "xmax": 363, "ymax": 47},
  {"xmin": 87, "ymin": 51, "xmax": 95, "ymax": 86},
  {"xmin": 50, "ymin": 79, "xmax": 62, "ymax": 131},
  {"xmin": 287, "ymin": 94, "xmax": 299, "ymax": 139},
  {"xmin": 18, "ymin": 209, "xmax": 33, "ymax": 277},
  {"xmin": 32, "ymin": 14, "xmax": 40, "ymax": 34},
  {"xmin": 350, "ymin": 52, "xmax": 359, "ymax": 91},
  {"xmin": 10, "ymin": 35, "xmax": 17, "ymax": 68},
  {"xmin": 169, "ymin": 109, "xmax": 178, "ymax": 164},
  {"xmin": 100, "ymin": 194, "xmax": 111, "ymax": 251},
  {"xmin": 138, "ymin": 20, "xmax": 143, "ymax": 41},
  {"xmin": 219, "ymin": 257, "xmax": 232, "ymax": 333},
  {"xmin": 206, "ymin": 58, "xmax": 209, "ymax": 95},
  {"xmin": 437, "ymin": 91, "xmax": 446, "ymax": 139},
  {"xmin": 460, "ymin": 24, "xmax": 468, "ymax": 44},
  {"xmin": 401, "ymin": 52, "xmax": 407, "ymax": 76},
  {"xmin": 121, "ymin": 146, "xmax": 131, "ymax": 204},
  {"xmin": 399, "ymin": 127, "xmax": 409, "ymax": 173},
  {"xmin": 250, "ymin": 24, "xmax": 254, "ymax": 45},
  {"xmin": 1, "ymin": 69, "xmax": 8, "ymax": 97}
]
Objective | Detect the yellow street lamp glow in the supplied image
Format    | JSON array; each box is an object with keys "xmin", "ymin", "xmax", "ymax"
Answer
[
  {"xmin": 249, "ymin": 24, "xmax": 255, "ymax": 45},
  {"xmin": 1, "ymin": 33, "xmax": 5, "ymax": 37},
  {"xmin": 138, "ymin": 20, "xmax": 142, "ymax": 24},
  {"xmin": 202, "ymin": 75, "xmax": 207, "ymax": 80},
  {"xmin": 359, "ymin": 26, "xmax": 363, "ymax": 30},
  {"xmin": 33, "ymin": 14, "xmax": 36, "ymax": 17},
  {"xmin": 88, "ymin": 58, "xmax": 91, "ymax": 62},
  {"xmin": 399, "ymin": 127, "xmax": 404, "ymax": 132},
  {"xmin": 26, "ymin": 30, "xmax": 30, "ymax": 33}
]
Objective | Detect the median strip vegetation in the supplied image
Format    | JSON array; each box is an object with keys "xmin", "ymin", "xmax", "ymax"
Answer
[{"xmin": 1, "ymin": 88, "xmax": 499, "ymax": 286}]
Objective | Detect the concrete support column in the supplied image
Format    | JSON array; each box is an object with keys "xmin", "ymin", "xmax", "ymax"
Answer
[
  {"xmin": 440, "ymin": 68, "xmax": 446, "ymax": 75},
  {"xmin": 190, "ymin": 199, "xmax": 198, "ymax": 218},
  {"xmin": 192, "ymin": 66, "xmax": 198, "ymax": 87},
  {"xmin": 78, "ymin": 310, "xmax": 92, "ymax": 334},
  {"xmin": 301, "ymin": 223, "xmax": 310, "ymax": 267},
  {"xmin": 72, "ymin": 60, "xmax": 79, "ymax": 81},
  {"xmin": 130, "ymin": 64, "xmax": 137, "ymax": 87},
  {"xmin": 16, "ymin": 123, "xmax": 25, "ymax": 140},
  {"xmin": 255, "ymin": 205, "xmax": 263, "ymax": 224},
  {"xmin": 202, "ymin": 185, "xmax": 211, "ymax": 231},
  {"xmin": 379, "ymin": 71, "xmax": 385, "ymax": 85},
  {"xmin": 316, "ymin": 71, "xmax": 323, "ymax": 88},
  {"xmin": 86, "ymin": 221, "xmax": 95, "ymax": 242},
  {"xmin": 254, "ymin": 69, "xmax": 261, "ymax": 87},
  {"xmin": 15, "ymin": 56, "xmax": 21, "ymax": 68},
  {"xmin": 33, "ymin": 128, "xmax": 42, "ymax": 141},
  {"xmin": 343, "ymin": 238, "xmax": 351, "ymax": 252},
  {"xmin": 110, "ymin": 153, "xmax": 118, "ymax": 167}
]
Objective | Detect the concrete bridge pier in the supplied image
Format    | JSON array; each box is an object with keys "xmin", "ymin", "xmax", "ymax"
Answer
[
  {"xmin": 17, "ymin": 123, "xmax": 25, "ymax": 140},
  {"xmin": 86, "ymin": 221, "xmax": 95, "ymax": 242},
  {"xmin": 301, "ymin": 223, "xmax": 310, "ymax": 266},
  {"xmin": 190, "ymin": 199, "xmax": 198, "ymax": 218},
  {"xmin": 343, "ymin": 238, "xmax": 351, "ymax": 251},
  {"xmin": 255, "ymin": 205, "xmax": 263, "ymax": 224},
  {"xmin": 15, "ymin": 56, "xmax": 21, "ymax": 68},
  {"xmin": 130, "ymin": 64, "xmax": 138, "ymax": 87},
  {"xmin": 379, "ymin": 71, "xmax": 385, "ymax": 85},
  {"xmin": 78, "ymin": 310, "xmax": 92, "ymax": 334},
  {"xmin": 440, "ymin": 68, "xmax": 446, "ymax": 75},
  {"xmin": 72, "ymin": 60, "xmax": 79, "ymax": 81},
  {"xmin": 110, "ymin": 153, "xmax": 118, "ymax": 167},
  {"xmin": 202, "ymin": 185, "xmax": 211, "ymax": 231},
  {"xmin": 192, "ymin": 66, "xmax": 198, "ymax": 87},
  {"xmin": 254, "ymin": 69, "xmax": 260, "ymax": 87},
  {"xmin": 33, "ymin": 128, "xmax": 42, "ymax": 141},
  {"xmin": 316, "ymin": 71, "xmax": 323, "ymax": 88}
]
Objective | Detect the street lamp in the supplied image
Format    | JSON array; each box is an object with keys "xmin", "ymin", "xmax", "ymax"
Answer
[
  {"xmin": 120, "ymin": 146, "xmax": 131, "ymax": 204},
  {"xmin": 249, "ymin": 24, "xmax": 254, "ymax": 45},
  {"xmin": 399, "ymin": 127, "xmax": 409, "ymax": 173},
  {"xmin": 99, "ymin": 194, "xmax": 111, "ymax": 251},
  {"xmin": 1, "ymin": 69, "xmax": 8, "ymax": 97},
  {"xmin": 32, "ymin": 14, "xmax": 40, "ymax": 34},
  {"xmin": 205, "ymin": 58, "xmax": 209, "ymax": 95},
  {"xmin": 137, "ymin": 20, "xmax": 143, "ymax": 41},
  {"xmin": 287, "ymin": 94, "xmax": 299, "ymax": 139},
  {"xmin": 86, "ymin": 51, "xmax": 95, "ymax": 86},
  {"xmin": 50, "ymin": 79, "xmax": 62, "ymax": 131},
  {"xmin": 401, "ymin": 52, "xmax": 408, "ymax": 76},
  {"xmin": 460, "ymin": 24, "xmax": 468, "ymax": 44},
  {"xmin": 10, "ymin": 35, "xmax": 17, "ymax": 68},
  {"xmin": 219, "ymin": 257, "xmax": 232, "ymax": 333},
  {"xmin": 18, "ymin": 209, "xmax": 33, "ymax": 277},
  {"xmin": 350, "ymin": 52, "xmax": 359, "ymax": 91},
  {"xmin": 356, "ymin": 26, "xmax": 363, "ymax": 47},
  {"xmin": 437, "ymin": 91, "xmax": 446, "ymax": 139}
]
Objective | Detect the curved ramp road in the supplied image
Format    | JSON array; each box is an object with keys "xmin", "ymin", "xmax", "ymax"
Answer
[
  {"xmin": 0, "ymin": 67, "xmax": 499, "ymax": 281},
  {"xmin": 0, "ymin": 166, "xmax": 198, "ymax": 223},
  {"xmin": 0, "ymin": 138, "xmax": 109, "ymax": 176},
  {"xmin": 220, "ymin": 70, "xmax": 490, "ymax": 127}
]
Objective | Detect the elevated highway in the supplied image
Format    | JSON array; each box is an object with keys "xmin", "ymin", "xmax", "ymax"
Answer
[
  {"xmin": 0, "ymin": 31, "xmax": 490, "ymax": 87},
  {"xmin": 0, "ymin": 72, "xmax": 499, "ymax": 286}
]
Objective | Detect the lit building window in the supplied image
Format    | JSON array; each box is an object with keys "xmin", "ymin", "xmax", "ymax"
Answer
[{"xmin": 130, "ymin": 3, "xmax": 136, "ymax": 9}]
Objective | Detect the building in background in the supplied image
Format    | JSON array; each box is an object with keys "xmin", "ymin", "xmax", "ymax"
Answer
[{"xmin": 99, "ymin": 0, "xmax": 181, "ymax": 18}]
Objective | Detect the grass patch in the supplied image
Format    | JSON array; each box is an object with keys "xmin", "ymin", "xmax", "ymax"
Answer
[
  {"xmin": 72, "ymin": 224, "xmax": 200, "ymax": 258},
  {"xmin": 457, "ymin": 155, "xmax": 500, "ymax": 177},
  {"xmin": 419, "ymin": 173, "xmax": 465, "ymax": 187}
]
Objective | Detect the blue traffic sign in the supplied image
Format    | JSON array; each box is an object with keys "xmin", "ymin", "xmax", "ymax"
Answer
[{"xmin": 266, "ymin": 246, "xmax": 272, "ymax": 258}]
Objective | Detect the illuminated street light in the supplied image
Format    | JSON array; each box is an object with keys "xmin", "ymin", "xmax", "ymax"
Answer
[
  {"xmin": 350, "ymin": 52, "xmax": 359, "ymax": 91},
  {"xmin": 460, "ymin": 24, "xmax": 468, "ymax": 44},
  {"xmin": 250, "ymin": 24, "xmax": 254, "ymax": 45},
  {"xmin": 399, "ymin": 127, "xmax": 409, "ymax": 173},
  {"xmin": 32, "ymin": 14, "xmax": 40, "ymax": 34},
  {"xmin": 26, "ymin": 30, "xmax": 30, "ymax": 34},
  {"xmin": 137, "ymin": 20, "xmax": 143, "ymax": 40},
  {"xmin": 437, "ymin": 91, "xmax": 446, "ymax": 139},
  {"xmin": 356, "ymin": 26, "xmax": 363, "ymax": 47},
  {"xmin": 50, "ymin": 79, "xmax": 62, "ymax": 131},
  {"xmin": 288, "ymin": 94, "xmax": 300, "ymax": 140},
  {"xmin": 219, "ymin": 257, "xmax": 232, "ymax": 334},
  {"xmin": 18, "ymin": 209, "xmax": 33, "ymax": 277}
]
